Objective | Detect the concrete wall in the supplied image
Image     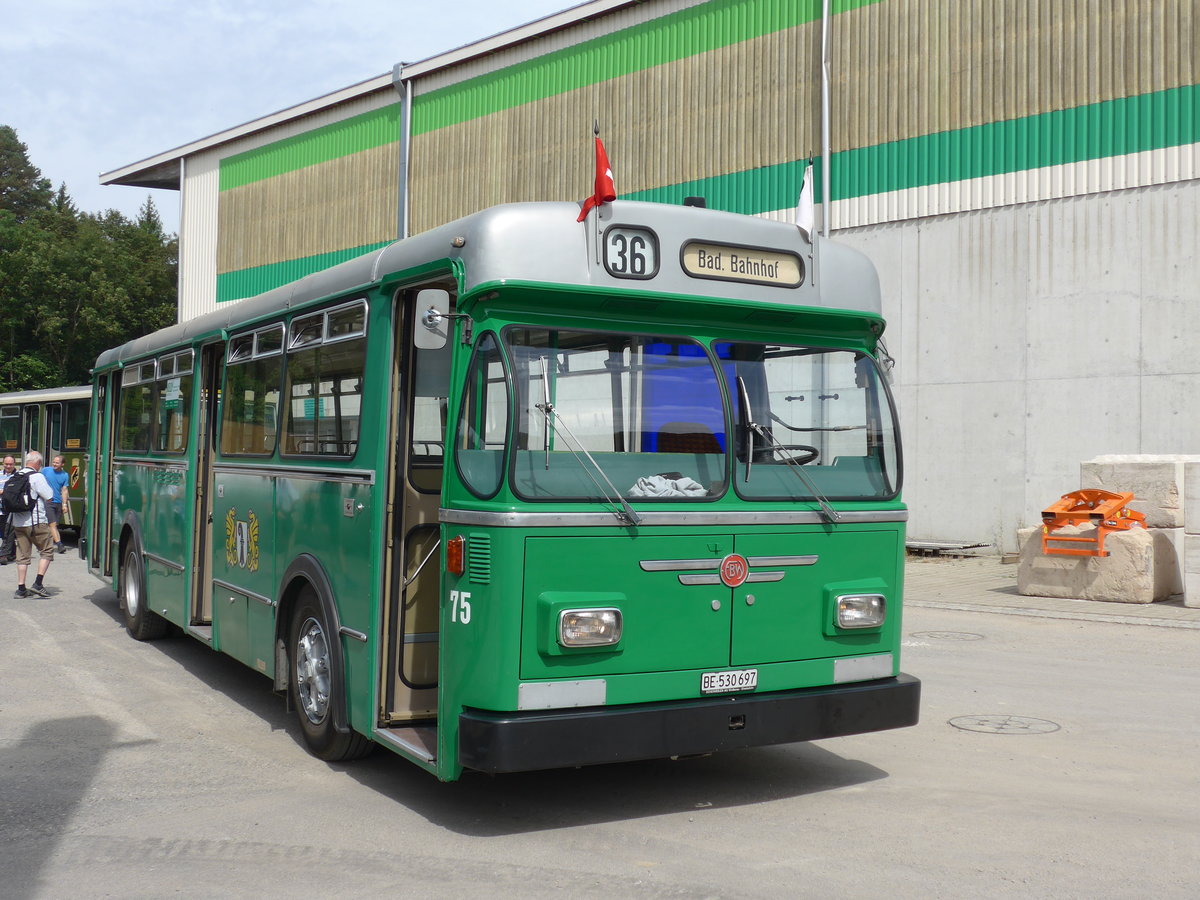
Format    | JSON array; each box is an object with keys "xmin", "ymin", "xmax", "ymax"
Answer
[{"xmin": 839, "ymin": 178, "xmax": 1200, "ymax": 552}]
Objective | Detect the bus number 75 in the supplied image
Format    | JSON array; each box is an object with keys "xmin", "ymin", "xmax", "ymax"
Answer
[{"xmin": 450, "ymin": 590, "xmax": 472, "ymax": 624}]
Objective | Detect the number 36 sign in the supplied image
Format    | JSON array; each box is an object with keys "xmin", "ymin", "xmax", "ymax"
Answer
[{"xmin": 603, "ymin": 226, "xmax": 658, "ymax": 280}]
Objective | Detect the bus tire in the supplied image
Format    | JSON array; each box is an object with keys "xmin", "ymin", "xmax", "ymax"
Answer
[
  {"xmin": 287, "ymin": 589, "xmax": 372, "ymax": 761},
  {"xmin": 120, "ymin": 544, "xmax": 168, "ymax": 641}
]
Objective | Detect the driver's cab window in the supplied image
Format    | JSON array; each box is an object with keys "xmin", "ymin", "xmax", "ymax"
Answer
[
  {"xmin": 721, "ymin": 341, "xmax": 899, "ymax": 501},
  {"xmin": 408, "ymin": 291, "xmax": 456, "ymax": 492}
]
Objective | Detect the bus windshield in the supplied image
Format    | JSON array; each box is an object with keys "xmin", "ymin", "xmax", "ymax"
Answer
[
  {"xmin": 482, "ymin": 328, "xmax": 899, "ymax": 504},
  {"xmin": 503, "ymin": 328, "xmax": 728, "ymax": 501},
  {"xmin": 721, "ymin": 341, "xmax": 900, "ymax": 501}
]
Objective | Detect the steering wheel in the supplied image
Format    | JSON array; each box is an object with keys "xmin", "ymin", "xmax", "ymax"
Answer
[{"xmin": 776, "ymin": 444, "xmax": 819, "ymax": 465}]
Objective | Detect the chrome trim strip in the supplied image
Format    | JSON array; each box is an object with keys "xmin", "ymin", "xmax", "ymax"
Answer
[
  {"xmin": 640, "ymin": 558, "xmax": 718, "ymax": 572},
  {"xmin": 679, "ymin": 574, "xmax": 722, "ymax": 585},
  {"xmin": 339, "ymin": 626, "xmax": 369, "ymax": 643},
  {"xmin": 373, "ymin": 727, "xmax": 436, "ymax": 763},
  {"xmin": 212, "ymin": 463, "xmax": 375, "ymax": 484},
  {"xmin": 441, "ymin": 508, "xmax": 906, "ymax": 527},
  {"xmin": 113, "ymin": 458, "xmax": 189, "ymax": 473},
  {"xmin": 142, "ymin": 551, "xmax": 185, "ymax": 573},
  {"xmin": 746, "ymin": 571, "xmax": 786, "ymax": 583},
  {"xmin": 747, "ymin": 555, "xmax": 818, "ymax": 567},
  {"xmin": 645, "ymin": 554, "xmax": 819, "ymax": 573},
  {"xmin": 211, "ymin": 577, "xmax": 275, "ymax": 608}
]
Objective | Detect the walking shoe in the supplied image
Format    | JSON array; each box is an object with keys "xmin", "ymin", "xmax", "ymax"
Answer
[
  {"xmin": 15, "ymin": 586, "xmax": 27, "ymax": 598},
  {"xmin": 56, "ymin": 542, "xmax": 65, "ymax": 554},
  {"xmin": 29, "ymin": 583, "xmax": 50, "ymax": 598}
]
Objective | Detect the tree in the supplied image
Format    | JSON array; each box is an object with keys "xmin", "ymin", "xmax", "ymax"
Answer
[
  {"xmin": 0, "ymin": 125, "xmax": 53, "ymax": 223},
  {"xmin": 0, "ymin": 125, "xmax": 177, "ymax": 390}
]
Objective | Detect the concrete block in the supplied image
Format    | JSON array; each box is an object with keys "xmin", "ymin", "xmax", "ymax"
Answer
[
  {"xmin": 1186, "ymin": 570, "xmax": 1200, "ymax": 609},
  {"xmin": 1151, "ymin": 527, "xmax": 1185, "ymax": 598},
  {"xmin": 1185, "ymin": 462, "xmax": 1200, "ymax": 535},
  {"xmin": 1079, "ymin": 455, "xmax": 1200, "ymax": 529},
  {"xmin": 1017, "ymin": 525, "xmax": 1164, "ymax": 603},
  {"xmin": 1187, "ymin": 533, "xmax": 1200, "ymax": 607}
]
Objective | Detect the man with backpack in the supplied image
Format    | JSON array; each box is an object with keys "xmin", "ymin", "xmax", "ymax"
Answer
[
  {"xmin": 0, "ymin": 456, "xmax": 17, "ymax": 564},
  {"xmin": 4, "ymin": 451, "xmax": 55, "ymax": 598}
]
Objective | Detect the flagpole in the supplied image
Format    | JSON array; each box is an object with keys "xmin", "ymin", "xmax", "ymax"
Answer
[{"xmin": 594, "ymin": 120, "xmax": 603, "ymax": 266}]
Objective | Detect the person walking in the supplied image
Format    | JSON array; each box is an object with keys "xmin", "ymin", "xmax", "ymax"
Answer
[
  {"xmin": 44, "ymin": 455, "xmax": 71, "ymax": 553},
  {"xmin": 0, "ymin": 456, "xmax": 16, "ymax": 564},
  {"xmin": 8, "ymin": 451, "xmax": 55, "ymax": 598}
]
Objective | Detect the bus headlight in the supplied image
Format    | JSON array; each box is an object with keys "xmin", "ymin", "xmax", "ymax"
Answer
[
  {"xmin": 558, "ymin": 608, "xmax": 622, "ymax": 647},
  {"xmin": 836, "ymin": 594, "xmax": 886, "ymax": 629}
]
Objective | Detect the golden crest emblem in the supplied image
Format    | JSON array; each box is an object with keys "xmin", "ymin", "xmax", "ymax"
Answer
[{"xmin": 224, "ymin": 508, "xmax": 261, "ymax": 572}]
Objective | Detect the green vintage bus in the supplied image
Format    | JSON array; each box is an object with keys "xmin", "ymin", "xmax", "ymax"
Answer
[
  {"xmin": 0, "ymin": 384, "xmax": 90, "ymax": 528},
  {"xmin": 88, "ymin": 200, "xmax": 919, "ymax": 780}
]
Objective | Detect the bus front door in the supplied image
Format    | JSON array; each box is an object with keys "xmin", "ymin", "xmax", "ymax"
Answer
[{"xmin": 380, "ymin": 288, "xmax": 454, "ymax": 757}]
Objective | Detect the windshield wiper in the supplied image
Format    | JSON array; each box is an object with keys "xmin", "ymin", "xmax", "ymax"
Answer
[
  {"xmin": 536, "ymin": 357, "xmax": 641, "ymax": 526},
  {"xmin": 737, "ymin": 376, "xmax": 839, "ymax": 523}
]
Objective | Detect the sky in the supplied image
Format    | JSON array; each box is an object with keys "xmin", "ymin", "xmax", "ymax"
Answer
[{"xmin": 1, "ymin": 0, "xmax": 576, "ymax": 234}]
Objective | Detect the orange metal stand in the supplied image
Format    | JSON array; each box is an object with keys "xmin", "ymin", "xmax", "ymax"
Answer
[{"xmin": 1040, "ymin": 489, "xmax": 1146, "ymax": 557}]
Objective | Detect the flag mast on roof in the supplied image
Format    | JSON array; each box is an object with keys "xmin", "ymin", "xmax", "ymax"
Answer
[{"xmin": 577, "ymin": 120, "xmax": 616, "ymax": 223}]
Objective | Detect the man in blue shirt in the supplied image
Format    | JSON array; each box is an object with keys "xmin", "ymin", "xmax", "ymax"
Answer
[{"xmin": 44, "ymin": 455, "xmax": 71, "ymax": 554}]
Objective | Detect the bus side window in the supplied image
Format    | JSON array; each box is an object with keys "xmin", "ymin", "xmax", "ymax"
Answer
[
  {"xmin": 220, "ymin": 328, "xmax": 282, "ymax": 457},
  {"xmin": 283, "ymin": 301, "xmax": 367, "ymax": 459}
]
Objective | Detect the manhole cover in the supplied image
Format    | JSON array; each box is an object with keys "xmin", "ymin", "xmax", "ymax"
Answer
[
  {"xmin": 911, "ymin": 631, "xmax": 985, "ymax": 641},
  {"xmin": 949, "ymin": 715, "xmax": 1061, "ymax": 735}
]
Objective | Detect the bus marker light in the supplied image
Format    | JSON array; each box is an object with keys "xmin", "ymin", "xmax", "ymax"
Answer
[
  {"xmin": 558, "ymin": 608, "xmax": 622, "ymax": 647},
  {"xmin": 836, "ymin": 594, "xmax": 886, "ymax": 628},
  {"xmin": 446, "ymin": 535, "xmax": 465, "ymax": 576}
]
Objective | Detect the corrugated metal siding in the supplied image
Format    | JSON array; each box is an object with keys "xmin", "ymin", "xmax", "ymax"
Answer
[
  {"xmin": 218, "ymin": 143, "xmax": 398, "ymax": 275},
  {"xmin": 409, "ymin": 0, "xmax": 829, "ymax": 232},
  {"xmin": 178, "ymin": 155, "xmax": 220, "ymax": 322},
  {"xmin": 210, "ymin": 92, "xmax": 399, "ymax": 304},
  {"xmin": 191, "ymin": 0, "xmax": 1199, "ymax": 308},
  {"xmin": 832, "ymin": 0, "xmax": 1199, "ymax": 228}
]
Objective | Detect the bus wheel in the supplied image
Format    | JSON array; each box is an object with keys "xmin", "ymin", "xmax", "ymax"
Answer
[
  {"xmin": 121, "ymin": 544, "xmax": 168, "ymax": 641},
  {"xmin": 288, "ymin": 591, "xmax": 372, "ymax": 761}
]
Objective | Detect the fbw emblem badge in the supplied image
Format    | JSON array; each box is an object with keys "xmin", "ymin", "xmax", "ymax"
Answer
[
  {"xmin": 719, "ymin": 553, "xmax": 749, "ymax": 588},
  {"xmin": 224, "ymin": 508, "xmax": 260, "ymax": 572}
]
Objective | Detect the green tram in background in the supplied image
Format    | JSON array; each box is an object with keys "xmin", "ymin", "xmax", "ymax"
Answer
[
  {"xmin": 88, "ymin": 200, "xmax": 919, "ymax": 781},
  {"xmin": 0, "ymin": 384, "xmax": 90, "ymax": 529}
]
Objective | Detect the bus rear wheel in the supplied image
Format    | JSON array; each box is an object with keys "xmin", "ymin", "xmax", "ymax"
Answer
[
  {"xmin": 121, "ymin": 544, "xmax": 168, "ymax": 641},
  {"xmin": 287, "ymin": 590, "xmax": 372, "ymax": 761}
]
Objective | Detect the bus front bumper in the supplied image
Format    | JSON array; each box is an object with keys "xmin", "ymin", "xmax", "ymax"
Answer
[{"xmin": 459, "ymin": 673, "xmax": 920, "ymax": 774}]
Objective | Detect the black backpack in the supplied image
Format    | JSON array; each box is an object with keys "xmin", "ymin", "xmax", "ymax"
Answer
[{"xmin": 2, "ymin": 470, "xmax": 36, "ymax": 512}]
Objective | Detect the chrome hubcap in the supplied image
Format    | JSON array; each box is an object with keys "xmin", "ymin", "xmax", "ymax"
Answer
[
  {"xmin": 294, "ymin": 617, "xmax": 331, "ymax": 724},
  {"xmin": 123, "ymin": 553, "xmax": 141, "ymax": 617}
]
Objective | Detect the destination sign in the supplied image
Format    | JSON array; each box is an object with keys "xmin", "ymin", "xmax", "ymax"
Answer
[{"xmin": 681, "ymin": 241, "xmax": 803, "ymax": 287}]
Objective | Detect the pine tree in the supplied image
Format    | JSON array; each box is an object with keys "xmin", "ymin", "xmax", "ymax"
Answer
[{"xmin": 0, "ymin": 125, "xmax": 53, "ymax": 222}]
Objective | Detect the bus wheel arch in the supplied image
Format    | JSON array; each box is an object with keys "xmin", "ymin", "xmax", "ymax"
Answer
[
  {"xmin": 117, "ymin": 516, "xmax": 167, "ymax": 641},
  {"xmin": 276, "ymin": 555, "xmax": 372, "ymax": 761}
]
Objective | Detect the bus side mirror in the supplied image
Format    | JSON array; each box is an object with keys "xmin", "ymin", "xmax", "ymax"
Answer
[{"xmin": 415, "ymin": 289, "xmax": 451, "ymax": 350}]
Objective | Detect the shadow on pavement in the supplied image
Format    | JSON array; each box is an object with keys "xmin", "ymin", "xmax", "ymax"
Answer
[
  {"xmin": 82, "ymin": 578, "xmax": 889, "ymax": 836},
  {"xmin": 0, "ymin": 716, "xmax": 125, "ymax": 900}
]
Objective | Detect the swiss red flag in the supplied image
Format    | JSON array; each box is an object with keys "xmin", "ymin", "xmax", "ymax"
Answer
[{"xmin": 577, "ymin": 136, "xmax": 616, "ymax": 222}]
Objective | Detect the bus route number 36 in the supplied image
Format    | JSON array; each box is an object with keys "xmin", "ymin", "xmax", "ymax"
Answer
[
  {"xmin": 604, "ymin": 226, "xmax": 657, "ymax": 279},
  {"xmin": 450, "ymin": 590, "xmax": 472, "ymax": 624}
]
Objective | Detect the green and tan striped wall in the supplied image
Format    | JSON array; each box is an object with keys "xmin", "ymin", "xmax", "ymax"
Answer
[
  {"xmin": 216, "ymin": 103, "xmax": 401, "ymax": 302},
  {"xmin": 214, "ymin": 0, "xmax": 1199, "ymax": 302}
]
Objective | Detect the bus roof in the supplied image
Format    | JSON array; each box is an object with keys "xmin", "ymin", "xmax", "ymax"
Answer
[
  {"xmin": 0, "ymin": 385, "xmax": 92, "ymax": 405},
  {"xmin": 94, "ymin": 201, "xmax": 882, "ymax": 370}
]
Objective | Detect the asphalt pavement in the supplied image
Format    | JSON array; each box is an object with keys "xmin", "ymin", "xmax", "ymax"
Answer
[{"xmin": 2, "ymin": 541, "xmax": 1197, "ymax": 899}]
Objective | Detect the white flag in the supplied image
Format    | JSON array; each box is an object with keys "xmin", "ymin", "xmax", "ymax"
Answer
[{"xmin": 795, "ymin": 160, "xmax": 814, "ymax": 242}]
